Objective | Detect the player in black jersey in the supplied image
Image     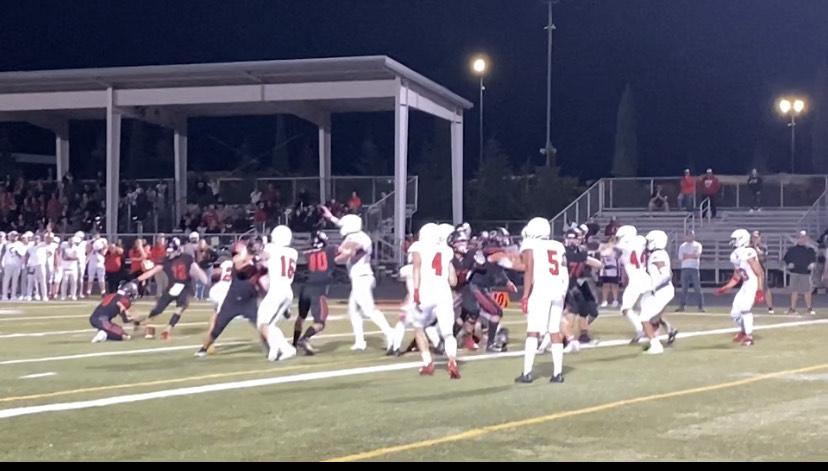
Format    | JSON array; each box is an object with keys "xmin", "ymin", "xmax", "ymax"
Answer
[
  {"xmin": 134, "ymin": 237, "xmax": 208, "ymax": 340},
  {"xmin": 293, "ymin": 231, "xmax": 338, "ymax": 355},
  {"xmin": 448, "ymin": 230, "xmax": 487, "ymax": 350},
  {"xmin": 561, "ymin": 230, "xmax": 603, "ymax": 352},
  {"xmin": 89, "ymin": 281, "xmax": 139, "ymax": 343},
  {"xmin": 195, "ymin": 241, "xmax": 268, "ymax": 357}
]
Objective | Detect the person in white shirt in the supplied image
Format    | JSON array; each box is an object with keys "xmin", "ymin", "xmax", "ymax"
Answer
[
  {"xmin": 676, "ymin": 231, "xmax": 705, "ymax": 312},
  {"xmin": 2, "ymin": 231, "xmax": 25, "ymax": 300},
  {"xmin": 47, "ymin": 235, "xmax": 61, "ymax": 300},
  {"xmin": 18, "ymin": 232, "xmax": 34, "ymax": 298},
  {"xmin": 258, "ymin": 226, "xmax": 299, "ymax": 362},
  {"xmin": 86, "ymin": 232, "xmax": 108, "ymax": 297},
  {"xmin": 75, "ymin": 232, "xmax": 88, "ymax": 299},
  {"xmin": 60, "ymin": 236, "xmax": 81, "ymax": 300},
  {"xmin": 638, "ymin": 230, "xmax": 677, "ymax": 354},
  {"xmin": 24, "ymin": 234, "xmax": 49, "ymax": 301}
]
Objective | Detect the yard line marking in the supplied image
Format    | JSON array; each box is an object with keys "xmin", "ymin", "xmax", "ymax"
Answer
[
  {"xmin": 0, "ymin": 319, "xmax": 825, "ymax": 418},
  {"xmin": 19, "ymin": 372, "xmax": 56, "ymax": 379},
  {"xmin": 322, "ymin": 360, "xmax": 828, "ymax": 461}
]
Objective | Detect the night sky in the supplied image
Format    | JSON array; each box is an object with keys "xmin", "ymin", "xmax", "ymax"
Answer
[{"xmin": 1, "ymin": 0, "xmax": 826, "ymax": 179}]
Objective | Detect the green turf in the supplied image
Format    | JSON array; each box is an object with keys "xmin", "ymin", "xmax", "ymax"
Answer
[{"xmin": 0, "ymin": 300, "xmax": 826, "ymax": 461}]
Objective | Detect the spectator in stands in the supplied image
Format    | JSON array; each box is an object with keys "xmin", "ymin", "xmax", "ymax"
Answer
[
  {"xmin": 747, "ymin": 168, "xmax": 763, "ymax": 213},
  {"xmin": 128, "ymin": 238, "xmax": 148, "ymax": 296},
  {"xmin": 250, "ymin": 187, "xmax": 262, "ymax": 205},
  {"xmin": 783, "ymin": 230, "xmax": 816, "ymax": 315},
  {"xmin": 675, "ymin": 231, "xmax": 704, "ymax": 312},
  {"xmin": 751, "ymin": 231, "xmax": 774, "ymax": 313},
  {"xmin": 150, "ymin": 234, "xmax": 167, "ymax": 298},
  {"xmin": 700, "ymin": 168, "xmax": 720, "ymax": 218},
  {"xmin": 678, "ymin": 169, "xmax": 696, "ymax": 212},
  {"xmin": 585, "ymin": 215, "xmax": 600, "ymax": 239},
  {"xmin": 604, "ymin": 216, "xmax": 619, "ymax": 237},
  {"xmin": 648, "ymin": 184, "xmax": 669, "ymax": 212},
  {"xmin": 348, "ymin": 190, "xmax": 362, "ymax": 213},
  {"xmin": 104, "ymin": 241, "xmax": 125, "ymax": 294}
]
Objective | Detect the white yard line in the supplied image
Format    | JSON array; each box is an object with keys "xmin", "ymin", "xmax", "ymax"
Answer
[
  {"xmin": 0, "ymin": 318, "xmax": 826, "ymax": 419},
  {"xmin": 19, "ymin": 372, "xmax": 56, "ymax": 379}
]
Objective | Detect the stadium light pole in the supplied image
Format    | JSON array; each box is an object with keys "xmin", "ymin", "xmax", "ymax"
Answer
[
  {"xmin": 778, "ymin": 97, "xmax": 806, "ymax": 174},
  {"xmin": 472, "ymin": 56, "xmax": 487, "ymax": 169},
  {"xmin": 540, "ymin": 0, "xmax": 559, "ymax": 167}
]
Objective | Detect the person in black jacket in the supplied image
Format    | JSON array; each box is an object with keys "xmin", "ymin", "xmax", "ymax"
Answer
[
  {"xmin": 782, "ymin": 231, "xmax": 816, "ymax": 315},
  {"xmin": 747, "ymin": 169, "xmax": 763, "ymax": 212}
]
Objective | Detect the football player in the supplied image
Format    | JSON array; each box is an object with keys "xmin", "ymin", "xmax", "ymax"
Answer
[
  {"xmin": 293, "ymin": 231, "xmax": 339, "ymax": 355},
  {"xmin": 90, "ymin": 282, "xmax": 139, "ymax": 343},
  {"xmin": 716, "ymin": 229, "xmax": 764, "ymax": 346},
  {"xmin": 637, "ymin": 230, "xmax": 677, "ymax": 354}
]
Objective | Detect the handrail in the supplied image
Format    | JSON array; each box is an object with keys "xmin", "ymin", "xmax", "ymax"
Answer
[
  {"xmin": 549, "ymin": 179, "xmax": 603, "ymax": 234},
  {"xmin": 795, "ymin": 188, "xmax": 828, "ymax": 234},
  {"xmin": 698, "ymin": 198, "xmax": 711, "ymax": 226}
]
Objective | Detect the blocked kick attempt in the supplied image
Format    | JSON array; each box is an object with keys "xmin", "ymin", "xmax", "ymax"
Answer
[
  {"xmin": 411, "ymin": 223, "xmax": 460, "ymax": 378},
  {"xmin": 716, "ymin": 229, "xmax": 764, "ymax": 346},
  {"xmin": 515, "ymin": 217, "xmax": 569, "ymax": 384}
]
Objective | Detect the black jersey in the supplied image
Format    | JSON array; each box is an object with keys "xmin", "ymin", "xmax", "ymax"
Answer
[
  {"xmin": 305, "ymin": 246, "xmax": 338, "ymax": 286},
  {"xmin": 225, "ymin": 266, "xmax": 260, "ymax": 305},
  {"xmin": 92, "ymin": 293, "xmax": 131, "ymax": 321},
  {"xmin": 565, "ymin": 246, "xmax": 588, "ymax": 287},
  {"xmin": 163, "ymin": 253, "xmax": 195, "ymax": 287}
]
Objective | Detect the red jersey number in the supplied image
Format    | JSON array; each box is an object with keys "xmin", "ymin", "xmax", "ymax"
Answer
[
  {"xmin": 281, "ymin": 256, "xmax": 296, "ymax": 279},
  {"xmin": 432, "ymin": 252, "xmax": 443, "ymax": 276},
  {"xmin": 308, "ymin": 251, "xmax": 329, "ymax": 273},
  {"xmin": 172, "ymin": 263, "xmax": 187, "ymax": 281},
  {"xmin": 629, "ymin": 251, "xmax": 641, "ymax": 269},
  {"xmin": 547, "ymin": 250, "xmax": 559, "ymax": 275}
]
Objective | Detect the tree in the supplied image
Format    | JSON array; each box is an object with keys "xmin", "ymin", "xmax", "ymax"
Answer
[
  {"xmin": 812, "ymin": 60, "xmax": 828, "ymax": 174},
  {"xmin": 611, "ymin": 83, "xmax": 640, "ymax": 177},
  {"xmin": 465, "ymin": 138, "xmax": 521, "ymax": 220},
  {"xmin": 526, "ymin": 165, "xmax": 581, "ymax": 218}
]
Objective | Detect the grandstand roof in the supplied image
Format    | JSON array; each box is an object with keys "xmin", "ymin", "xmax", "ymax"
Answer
[{"xmin": 0, "ymin": 56, "xmax": 472, "ymax": 122}]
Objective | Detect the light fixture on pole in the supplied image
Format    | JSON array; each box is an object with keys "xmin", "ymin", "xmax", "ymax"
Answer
[
  {"xmin": 471, "ymin": 56, "xmax": 487, "ymax": 169},
  {"xmin": 778, "ymin": 97, "xmax": 806, "ymax": 174}
]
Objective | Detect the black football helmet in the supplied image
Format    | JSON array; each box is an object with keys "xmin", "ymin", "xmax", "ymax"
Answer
[
  {"xmin": 313, "ymin": 231, "xmax": 328, "ymax": 249},
  {"xmin": 117, "ymin": 281, "xmax": 139, "ymax": 300},
  {"xmin": 166, "ymin": 237, "xmax": 182, "ymax": 257},
  {"xmin": 447, "ymin": 230, "xmax": 469, "ymax": 254}
]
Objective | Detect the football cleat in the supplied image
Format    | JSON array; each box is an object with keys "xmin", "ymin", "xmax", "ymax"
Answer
[
  {"xmin": 550, "ymin": 374, "xmax": 564, "ymax": 383},
  {"xmin": 419, "ymin": 363, "xmax": 435, "ymax": 376},
  {"xmin": 515, "ymin": 373, "xmax": 534, "ymax": 384}
]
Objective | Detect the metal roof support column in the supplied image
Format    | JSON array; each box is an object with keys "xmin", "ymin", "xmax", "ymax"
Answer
[
  {"xmin": 174, "ymin": 122, "xmax": 188, "ymax": 225},
  {"xmin": 393, "ymin": 83, "xmax": 410, "ymax": 267},
  {"xmin": 318, "ymin": 114, "xmax": 332, "ymax": 203},
  {"xmin": 450, "ymin": 112, "xmax": 464, "ymax": 225},
  {"xmin": 55, "ymin": 135, "xmax": 69, "ymax": 181},
  {"xmin": 105, "ymin": 87, "xmax": 122, "ymax": 238}
]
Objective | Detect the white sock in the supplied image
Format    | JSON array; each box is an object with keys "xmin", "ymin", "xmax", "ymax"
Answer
[
  {"xmin": 743, "ymin": 313, "xmax": 754, "ymax": 335},
  {"xmin": 349, "ymin": 311, "xmax": 365, "ymax": 344},
  {"xmin": 421, "ymin": 350, "xmax": 432, "ymax": 366},
  {"xmin": 523, "ymin": 337, "xmax": 538, "ymax": 376},
  {"xmin": 392, "ymin": 321, "xmax": 406, "ymax": 349},
  {"xmin": 267, "ymin": 325, "xmax": 289, "ymax": 351},
  {"xmin": 551, "ymin": 343, "xmax": 564, "ymax": 376},
  {"xmin": 369, "ymin": 310, "xmax": 394, "ymax": 338},
  {"xmin": 443, "ymin": 336, "xmax": 457, "ymax": 359},
  {"xmin": 625, "ymin": 310, "xmax": 643, "ymax": 335},
  {"xmin": 424, "ymin": 325, "xmax": 441, "ymax": 347}
]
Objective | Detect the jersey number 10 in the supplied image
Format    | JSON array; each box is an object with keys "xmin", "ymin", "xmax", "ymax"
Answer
[{"xmin": 308, "ymin": 251, "xmax": 329, "ymax": 272}]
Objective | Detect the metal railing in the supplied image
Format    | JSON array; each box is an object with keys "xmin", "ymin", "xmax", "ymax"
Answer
[
  {"xmin": 796, "ymin": 189, "xmax": 828, "ymax": 239},
  {"xmin": 548, "ymin": 180, "xmax": 604, "ymax": 236}
]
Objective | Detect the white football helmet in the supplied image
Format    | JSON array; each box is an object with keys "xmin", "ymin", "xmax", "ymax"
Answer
[
  {"xmin": 646, "ymin": 230, "xmax": 668, "ymax": 251},
  {"xmin": 437, "ymin": 223, "xmax": 455, "ymax": 244},
  {"xmin": 339, "ymin": 214, "xmax": 362, "ymax": 236},
  {"xmin": 730, "ymin": 229, "xmax": 751, "ymax": 248},
  {"xmin": 615, "ymin": 225, "xmax": 637, "ymax": 243},
  {"xmin": 418, "ymin": 223, "xmax": 440, "ymax": 245},
  {"xmin": 521, "ymin": 217, "xmax": 551, "ymax": 240},
  {"xmin": 270, "ymin": 225, "xmax": 292, "ymax": 247}
]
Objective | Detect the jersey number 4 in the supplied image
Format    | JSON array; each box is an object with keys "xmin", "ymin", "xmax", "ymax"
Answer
[
  {"xmin": 629, "ymin": 251, "xmax": 642, "ymax": 269},
  {"xmin": 308, "ymin": 251, "xmax": 329, "ymax": 272},
  {"xmin": 547, "ymin": 250, "xmax": 559, "ymax": 275},
  {"xmin": 280, "ymin": 256, "xmax": 296, "ymax": 278},
  {"xmin": 432, "ymin": 252, "xmax": 443, "ymax": 276}
]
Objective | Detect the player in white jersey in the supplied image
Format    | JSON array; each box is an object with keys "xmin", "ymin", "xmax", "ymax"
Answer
[
  {"xmin": 328, "ymin": 212, "xmax": 395, "ymax": 352},
  {"xmin": 86, "ymin": 233, "xmax": 108, "ymax": 297},
  {"xmin": 25, "ymin": 234, "xmax": 49, "ymax": 301},
  {"xmin": 209, "ymin": 258, "xmax": 234, "ymax": 313},
  {"xmin": 615, "ymin": 226, "xmax": 648, "ymax": 342},
  {"xmin": 411, "ymin": 223, "xmax": 460, "ymax": 378},
  {"xmin": 60, "ymin": 236, "xmax": 81, "ymax": 300},
  {"xmin": 2, "ymin": 231, "xmax": 24, "ymax": 300},
  {"xmin": 637, "ymin": 230, "xmax": 677, "ymax": 354},
  {"xmin": 46, "ymin": 235, "xmax": 60, "ymax": 299},
  {"xmin": 515, "ymin": 217, "xmax": 569, "ymax": 384},
  {"xmin": 257, "ymin": 225, "xmax": 299, "ymax": 361},
  {"xmin": 75, "ymin": 232, "xmax": 88, "ymax": 299},
  {"xmin": 391, "ymin": 242, "xmax": 442, "ymax": 355},
  {"xmin": 716, "ymin": 229, "xmax": 764, "ymax": 346},
  {"xmin": 18, "ymin": 232, "xmax": 33, "ymax": 298}
]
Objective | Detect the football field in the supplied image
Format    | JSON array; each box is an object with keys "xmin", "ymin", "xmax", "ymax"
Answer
[{"xmin": 0, "ymin": 298, "xmax": 827, "ymax": 461}]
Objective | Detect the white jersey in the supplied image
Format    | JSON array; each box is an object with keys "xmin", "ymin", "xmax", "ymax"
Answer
[
  {"xmin": 265, "ymin": 244, "xmax": 298, "ymax": 290},
  {"xmin": 77, "ymin": 240, "xmax": 88, "ymax": 262},
  {"xmin": 730, "ymin": 247, "xmax": 759, "ymax": 290},
  {"xmin": 46, "ymin": 241, "xmax": 59, "ymax": 269},
  {"xmin": 61, "ymin": 242, "xmax": 80, "ymax": 269},
  {"xmin": 646, "ymin": 249, "xmax": 673, "ymax": 291},
  {"xmin": 411, "ymin": 241, "xmax": 454, "ymax": 296},
  {"xmin": 519, "ymin": 237, "xmax": 569, "ymax": 297},
  {"xmin": 26, "ymin": 243, "xmax": 48, "ymax": 267},
  {"xmin": 342, "ymin": 231, "xmax": 373, "ymax": 278},
  {"xmin": 213, "ymin": 260, "xmax": 234, "ymax": 292},
  {"xmin": 89, "ymin": 238, "xmax": 108, "ymax": 265},
  {"xmin": 3, "ymin": 241, "xmax": 24, "ymax": 266},
  {"xmin": 618, "ymin": 235, "xmax": 648, "ymax": 286}
]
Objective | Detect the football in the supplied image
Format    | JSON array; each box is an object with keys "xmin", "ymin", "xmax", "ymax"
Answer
[{"xmin": 141, "ymin": 260, "xmax": 155, "ymax": 271}]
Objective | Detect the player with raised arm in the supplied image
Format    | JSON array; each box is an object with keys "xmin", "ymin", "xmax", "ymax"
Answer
[
  {"xmin": 411, "ymin": 223, "xmax": 460, "ymax": 378},
  {"xmin": 321, "ymin": 207, "xmax": 395, "ymax": 352},
  {"xmin": 293, "ymin": 231, "xmax": 338, "ymax": 355},
  {"xmin": 89, "ymin": 282, "xmax": 139, "ymax": 343},
  {"xmin": 615, "ymin": 225, "xmax": 648, "ymax": 343},
  {"xmin": 716, "ymin": 229, "xmax": 764, "ymax": 346},
  {"xmin": 515, "ymin": 217, "xmax": 569, "ymax": 384},
  {"xmin": 637, "ymin": 230, "xmax": 677, "ymax": 354}
]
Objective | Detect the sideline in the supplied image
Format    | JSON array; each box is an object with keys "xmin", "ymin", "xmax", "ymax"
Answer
[{"xmin": 0, "ymin": 319, "xmax": 824, "ymax": 419}]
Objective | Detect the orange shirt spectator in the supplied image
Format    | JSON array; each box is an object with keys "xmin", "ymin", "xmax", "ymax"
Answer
[
  {"xmin": 104, "ymin": 248, "xmax": 123, "ymax": 273},
  {"xmin": 150, "ymin": 242, "xmax": 166, "ymax": 264},
  {"xmin": 348, "ymin": 191, "xmax": 362, "ymax": 211},
  {"xmin": 129, "ymin": 240, "xmax": 147, "ymax": 274},
  {"xmin": 680, "ymin": 172, "xmax": 695, "ymax": 195}
]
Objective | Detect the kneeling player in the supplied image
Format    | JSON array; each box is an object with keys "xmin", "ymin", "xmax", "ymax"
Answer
[
  {"xmin": 293, "ymin": 231, "xmax": 337, "ymax": 355},
  {"xmin": 89, "ymin": 282, "xmax": 139, "ymax": 343},
  {"xmin": 195, "ymin": 242, "xmax": 267, "ymax": 357},
  {"xmin": 135, "ymin": 237, "xmax": 207, "ymax": 340}
]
